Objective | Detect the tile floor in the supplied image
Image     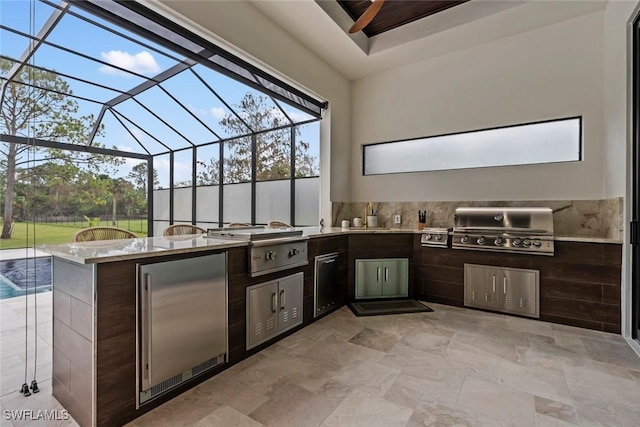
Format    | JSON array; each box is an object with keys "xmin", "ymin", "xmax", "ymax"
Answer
[{"xmin": 1, "ymin": 292, "xmax": 640, "ymax": 426}]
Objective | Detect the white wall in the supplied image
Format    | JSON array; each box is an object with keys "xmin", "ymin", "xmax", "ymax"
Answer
[
  {"xmin": 604, "ymin": 0, "xmax": 640, "ymax": 341},
  {"xmin": 351, "ymin": 11, "xmax": 605, "ymax": 202},
  {"xmin": 604, "ymin": 0, "xmax": 638, "ymax": 198},
  {"xmin": 152, "ymin": 0, "xmax": 352, "ymax": 225}
]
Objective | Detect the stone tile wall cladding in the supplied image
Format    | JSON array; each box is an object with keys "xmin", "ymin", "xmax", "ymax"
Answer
[{"xmin": 332, "ymin": 198, "xmax": 623, "ymax": 240}]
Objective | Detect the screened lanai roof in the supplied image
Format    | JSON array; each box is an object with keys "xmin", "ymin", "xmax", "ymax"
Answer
[{"xmin": 0, "ymin": 0, "xmax": 326, "ymax": 156}]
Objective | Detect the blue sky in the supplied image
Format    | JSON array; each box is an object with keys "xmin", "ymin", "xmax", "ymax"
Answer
[{"xmin": 1, "ymin": 0, "xmax": 319, "ymax": 185}]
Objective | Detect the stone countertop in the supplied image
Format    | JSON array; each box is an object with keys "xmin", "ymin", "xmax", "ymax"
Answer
[
  {"xmin": 40, "ymin": 227, "xmax": 622, "ymax": 265},
  {"xmin": 304, "ymin": 227, "xmax": 622, "ymax": 243},
  {"xmin": 39, "ymin": 227, "xmax": 417, "ymax": 264},
  {"xmin": 40, "ymin": 234, "xmax": 247, "ymax": 265},
  {"xmin": 554, "ymin": 235, "xmax": 622, "ymax": 244},
  {"xmin": 301, "ymin": 227, "xmax": 422, "ymax": 237}
]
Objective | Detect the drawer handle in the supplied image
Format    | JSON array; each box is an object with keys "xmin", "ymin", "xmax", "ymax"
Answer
[
  {"xmin": 280, "ymin": 289, "xmax": 285, "ymax": 309},
  {"xmin": 503, "ymin": 276, "xmax": 507, "ymax": 294},
  {"xmin": 492, "ymin": 275, "xmax": 496, "ymax": 293},
  {"xmin": 377, "ymin": 267, "xmax": 381, "ymax": 282},
  {"xmin": 385, "ymin": 267, "xmax": 388, "ymax": 282},
  {"xmin": 271, "ymin": 292, "xmax": 277, "ymax": 313}
]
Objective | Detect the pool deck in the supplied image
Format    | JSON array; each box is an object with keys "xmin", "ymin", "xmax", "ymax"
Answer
[{"xmin": 0, "ymin": 249, "xmax": 50, "ymax": 261}]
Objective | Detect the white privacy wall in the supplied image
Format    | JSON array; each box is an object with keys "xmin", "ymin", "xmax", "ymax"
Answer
[{"xmin": 351, "ymin": 11, "xmax": 605, "ymax": 202}]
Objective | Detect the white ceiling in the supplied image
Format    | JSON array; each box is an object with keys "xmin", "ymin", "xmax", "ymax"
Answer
[{"xmin": 248, "ymin": 0, "xmax": 608, "ymax": 81}]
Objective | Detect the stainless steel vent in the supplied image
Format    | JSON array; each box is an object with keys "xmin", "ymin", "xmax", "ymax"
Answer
[
  {"xmin": 192, "ymin": 355, "xmax": 224, "ymax": 376},
  {"xmin": 139, "ymin": 354, "xmax": 225, "ymax": 406}
]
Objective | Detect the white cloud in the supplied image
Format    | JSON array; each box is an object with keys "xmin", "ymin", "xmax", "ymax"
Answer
[
  {"xmin": 286, "ymin": 110, "xmax": 311, "ymax": 123},
  {"xmin": 210, "ymin": 107, "xmax": 226, "ymax": 119},
  {"xmin": 115, "ymin": 145, "xmax": 135, "ymax": 153},
  {"xmin": 99, "ymin": 50, "xmax": 160, "ymax": 76}
]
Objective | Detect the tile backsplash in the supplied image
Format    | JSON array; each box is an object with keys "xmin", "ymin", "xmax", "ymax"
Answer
[{"xmin": 332, "ymin": 197, "xmax": 623, "ymax": 240}]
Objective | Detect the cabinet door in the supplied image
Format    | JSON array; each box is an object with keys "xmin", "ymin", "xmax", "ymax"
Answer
[
  {"xmin": 464, "ymin": 264, "xmax": 499, "ymax": 309},
  {"xmin": 382, "ymin": 259, "xmax": 409, "ymax": 297},
  {"xmin": 139, "ymin": 253, "xmax": 227, "ymax": 391},
  {"xmin": 501, "ymin": 269, "xmax": 539, "ymax": 318},
  {"xmin": 355, "ymin": 260, "xmax": 383, "ymax": 299},
  {"xmin": 278, "ymin": 272, "xmax": 303, "ymax": 333},
  {"xmin": 246, "ymin": 281, "xmax": 279, "ymax": 350}
]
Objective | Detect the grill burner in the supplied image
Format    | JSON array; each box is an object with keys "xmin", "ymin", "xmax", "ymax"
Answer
[
  {"xmin": 452, "ymin": 207, "xmax": 554, "ymax": 255},
  {"xmin": 207, "ymin": 227, "xmax": 308, "ymax": 276},
  {"xmin": 420, "ymin": 228, "xmax": 452, "ymax": 248}
]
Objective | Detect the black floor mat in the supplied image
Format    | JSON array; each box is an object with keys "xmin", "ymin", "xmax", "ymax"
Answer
[{"xmin": 348, "ymin": 299, "xmax": 433, "ymax": 317}]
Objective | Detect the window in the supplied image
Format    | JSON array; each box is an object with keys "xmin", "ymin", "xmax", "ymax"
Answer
[
  {"xmin": 363, "ymin": 117, "xmax": 582, "ymax": 175},
  {"xmin": 1, "ymin": 0, "xmax": 325, "ymax": 235}
]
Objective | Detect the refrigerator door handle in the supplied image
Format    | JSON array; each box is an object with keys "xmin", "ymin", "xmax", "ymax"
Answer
[{"xmin": 145, "ymin": 273, "xmax": 152, "ymax": 384}]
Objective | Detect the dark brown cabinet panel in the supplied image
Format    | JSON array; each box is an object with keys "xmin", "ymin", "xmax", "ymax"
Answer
[
  {"xmin": 86, "ymin": 232, "xmax": 622, "ymax": 427},
  {"xmin": 413, "ymin": 237, "xmax": 622, "ymax": 333},
  {"xmin": 348, "ymin": 233, "xmax": 414, "ymax": 300}
]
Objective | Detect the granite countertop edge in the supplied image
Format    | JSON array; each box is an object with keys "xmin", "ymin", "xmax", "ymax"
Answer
[{"xmin": 39, "ymin": 228, "xmax": 622, "ymax": 264}]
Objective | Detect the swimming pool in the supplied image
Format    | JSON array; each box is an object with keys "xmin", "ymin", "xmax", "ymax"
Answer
[{"xmin": 0, "ymin": 257, "xmax": 52, "ymax": 300}]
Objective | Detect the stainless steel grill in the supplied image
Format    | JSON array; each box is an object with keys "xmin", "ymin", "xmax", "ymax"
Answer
[
  {"xmin": 207, "ymin": 227, "xmax": 308, "ymax": 276},
  {"xmin": 452, "ymin": 207, "xmax": 554, "ymax": 255}
]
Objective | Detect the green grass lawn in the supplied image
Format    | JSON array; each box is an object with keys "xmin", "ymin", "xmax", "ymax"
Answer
[{"xmin": 0, "ymin": 221, "xmax": 148, "ymax": 249}]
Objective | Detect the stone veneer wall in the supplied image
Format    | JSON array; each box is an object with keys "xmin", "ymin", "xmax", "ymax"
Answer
[{"xmin": 332, "ymin": 198, "xmax": 624, "ymax": 240}]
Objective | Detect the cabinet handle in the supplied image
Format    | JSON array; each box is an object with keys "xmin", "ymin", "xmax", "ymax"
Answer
[
  {"xmin": 492, "ymin": 274, "xmax": 496, "ymax": 293},
  {"xmin": 145, "ymin": 273, "xmax": 152, "ymax": 383},
  {"xmin": 271, "ymin": 292, "xmax": 277, "ymax": 313},
  {"xmin": 385, "ymin": 267, "xmax": 389, "ymax": 282},
  {"xmin": 503, "ymin": 276, "xmax": 507, "ymax": 294},
  {"xmin": 377, "ymin": 267, "xmax": 381, "ymax": 282},
  {"xmin": 280, "ymin": 289, "xmax": 285, "ymax": 309}
]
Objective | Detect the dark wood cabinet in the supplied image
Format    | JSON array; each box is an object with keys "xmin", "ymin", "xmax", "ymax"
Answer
[
  {"xmin": 69, "ymin": 232, "xmax": 621, "ymax": 427},
  {"xmin": 413, "ymin": 236, "xmax": 622, "ymax": 333},
  {"xmin": 348, "ymin": 233, "xmax": 414, "ymax": 300}
]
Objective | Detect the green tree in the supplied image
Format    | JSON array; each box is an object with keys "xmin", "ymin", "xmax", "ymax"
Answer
[
  {"xmin": 0, "ymin": 59, "xmax": 113, "ymax": 238},
  {"xmin": 127, "ymin": 162, "xmax": 158, "ymax": 195},
  {"xmin": 196, "ymin": 93, "xmax": 318, "ymax": 185}
]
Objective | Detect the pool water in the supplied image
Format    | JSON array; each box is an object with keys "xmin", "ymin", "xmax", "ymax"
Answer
[{"xmin": 0, "ymin": 257, "xmax": 52, "ymax": 300}]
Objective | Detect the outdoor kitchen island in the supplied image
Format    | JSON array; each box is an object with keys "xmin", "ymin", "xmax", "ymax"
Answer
[
  {"xmin": 41, "ymin": 235, "xmax": 247, "ymax": 427},
  {"xmin": 40, "ymin": 227, "xmax": 622, "ymax": 426},
  {"xmin": 39, "ymin": 228, "xmax": 351, "ymax": 427}
]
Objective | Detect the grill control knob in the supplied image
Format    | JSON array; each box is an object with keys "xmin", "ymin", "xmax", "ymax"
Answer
[
  {"xmin": 289, "ymin": 247, "xmax": 300, "ymax": 256},
  {"xmin": 435, "ymin": 234, "xmax": 443, "ymax": 241},
  {"xmin": 513, "ymin": 238, "xmax": 522, "ymax": 247},
  {"xmin": 425, "ymin": 234, "xmax": 433, "ymax": 240},
  {"xmin": 477, "ymin": 236, "xmax": 485, "ymax": 245},
  {"xmin": 494, "ymin": 237, "xmax": 504, "ymax": 246},
  {"xmin": 533, "ymin": 239, "xmax": 542, "ymax": 247},
  {"xmin": 523, "ymin": 239, "xmax": 531, "ymax": 247},
  {"xmin": 265, "ymin": 251, "xmax": 277, "ymax": 260},
  {"xmin": 460, "ymin": 235, "xmax": 469, "ymax": 244}
]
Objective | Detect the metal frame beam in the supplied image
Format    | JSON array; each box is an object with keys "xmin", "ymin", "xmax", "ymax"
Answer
[
  {"xmin": 190, "ymin": 68, "xmax": 254, "ymax": 133},
  {"xmin": 70, "ymin": 0, "xmax": 327, "ymax": 117},
  {"xmin": 290, "ymin": 126, "xmax": 296, "ymax": 226},
  {"xmin": 192, "ymin": 146, "xmax": 197, "ymax": 225},
  {"xmin": 0, "ymin": 1, "xmax": 70, "ymax": 107},
  {"xmin": 0, "ymin": 133, "xmax": 149, "ymax": 159},
  {"xmin": 251, "ymin": 134, "xmax": 257, "ymax": 225},
  {"xmin": 88, "ymin": 59, "xmax": 199, "ymax": 146}
]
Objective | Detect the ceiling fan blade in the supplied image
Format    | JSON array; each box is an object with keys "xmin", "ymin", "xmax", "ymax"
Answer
[{"xmin": 349, "ymin": 0, "xmax": 386, "ymax": 34}]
